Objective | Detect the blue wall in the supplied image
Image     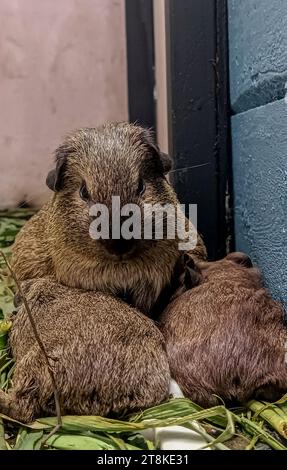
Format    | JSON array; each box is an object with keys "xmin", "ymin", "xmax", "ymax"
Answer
[{"xmin": 228, "ymin": 0, "xmax": 287, "ymax": 305}]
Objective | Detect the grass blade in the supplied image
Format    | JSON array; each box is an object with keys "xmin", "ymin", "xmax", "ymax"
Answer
[
  {"xmin": 46, "ymin": 433, "xmax": 117, "ymax": 450},
  {"xmin": 14, "ymin": 429, "xmax": 44, "ymax": 450}
]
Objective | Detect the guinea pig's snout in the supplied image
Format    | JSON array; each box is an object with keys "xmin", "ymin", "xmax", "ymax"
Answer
[
  {"xmin": 102, "ymin": 239, "xmax": 136, "ymax": 256},
  {"xmin": 97, "ymin": 213, "xmax": 140, "ymax": 256}
]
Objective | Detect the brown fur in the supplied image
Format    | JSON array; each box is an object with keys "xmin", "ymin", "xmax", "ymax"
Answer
[
  {"xmin": 159, "ymin": 252, "xmax": 287, "ymax": 407},
  {"xmin": 0, "ymin": 277, "xmax": 170, "ymax": 423},
  {"xmin": 11, "ymin": 123, "xmax": 206, "ymax": 315}
]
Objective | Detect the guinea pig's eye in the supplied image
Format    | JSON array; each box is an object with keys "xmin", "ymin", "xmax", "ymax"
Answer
[
  {"xmin": 137, "ymin": 178, "xmax": 146, "ymax": 196},
  {"xmin": 79, "ymin": 182, "xmax": 90, "ymax": 202}
]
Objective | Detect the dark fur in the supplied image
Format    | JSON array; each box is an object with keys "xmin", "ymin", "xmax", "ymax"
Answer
[
  {"xmin": 0, "ymin": 277, "xmax": 170, "ymax": 423},
  {"xmin": 159, "ymin": 252, "xmax": 287, "ymax": 407},
  {"xmin": 11, "ymin": 123, "xmax": 206, "ymax": 315}
]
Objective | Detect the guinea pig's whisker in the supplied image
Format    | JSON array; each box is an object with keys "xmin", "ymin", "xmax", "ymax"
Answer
[{"xmin": 168, "ymin": 162, "xmax": 211, "ymax": 175}]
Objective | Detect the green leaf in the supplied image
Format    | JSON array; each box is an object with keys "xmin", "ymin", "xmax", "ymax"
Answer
[
  {"xmin": 124, "ymin": 432, "xmax": 156, "ymax": 450},
  {"xmin": 14, "ymin": 429, "xmax": 44, "ymax": 450},
  {"xmin": 45, "ymin": 433, "xmax": 116, "ymax": 450},
  {"xmin": 130, "ymin": 398, "xmax": 227, "ymax": 428}
]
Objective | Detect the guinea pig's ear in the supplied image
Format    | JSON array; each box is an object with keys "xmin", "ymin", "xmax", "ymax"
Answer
[
  {"xmin": 226, "ymin": 251, "xmax": 253, "ymax": 268},
  {"xmin": 159, "ymin": 152, "xmax": 172, "ymax": 174},
  {"xmin": 46, "ymin": 145, "xmax": 68, "ymax": 192},
  {"xmin": 141, "ymin": 128, "xmax": 172, "ymax": 174}
]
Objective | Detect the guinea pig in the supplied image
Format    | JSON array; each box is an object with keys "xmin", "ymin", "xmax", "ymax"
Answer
[
  {"xmin": 0, "ymin": 277, "xmax": 170, "ymax": 423},
  {"xmin": 11, "ymin": 123, "xmax": 206, "ymax": 315},
  {"xmin": 159, "ymin": 252, "xmax": 287, "ymax": 407}
]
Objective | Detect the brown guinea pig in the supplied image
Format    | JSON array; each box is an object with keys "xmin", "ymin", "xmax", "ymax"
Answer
[
  {"xmin": 11, "ymin": 123, "xmax": 206, "ymax": 316},
  {"xmin": 159, "ymin": 252, "xmax": 287, "ymax": 407},
  {"xmin": 0, "ymin": 277, "xmax": 170, "ymax": 423}
]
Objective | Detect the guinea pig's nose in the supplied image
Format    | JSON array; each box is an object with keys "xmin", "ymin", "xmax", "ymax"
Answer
[{"xmin": 104, "ymin": 239, "xmax": 135, "ymax": 256}]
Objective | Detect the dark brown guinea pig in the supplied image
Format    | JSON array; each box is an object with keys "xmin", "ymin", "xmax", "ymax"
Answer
[
  {"xmin": 0, "ymin": 277, "xmax": 170, "ymax": 423},
  {"xmin": 159, "ymin": 252, "xmax": 287, "ymax": 407},
  {"xmin": 11, "ymin": 123, "xmax": 206, "ymax": 316}
]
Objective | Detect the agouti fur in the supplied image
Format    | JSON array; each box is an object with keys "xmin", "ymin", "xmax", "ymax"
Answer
[
  {"xmin": 159, "ymin": 252, "xmax": 287, "ymax": 407},
  {"xmin": 0, "ymin": 277, "xmax": 170, "ymax": 423},
  {"xmin": 11, "ymin": 123, "xmax": 206, "ymax": 315}
]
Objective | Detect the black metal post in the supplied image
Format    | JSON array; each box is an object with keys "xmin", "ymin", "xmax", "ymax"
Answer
[
  {"xmin": 165, "ymin": 0, "xmax": 233, "ymax": 259},
  {"xmin": 216, "ymin": 0, "xmax": 234, "ymax": 256}
]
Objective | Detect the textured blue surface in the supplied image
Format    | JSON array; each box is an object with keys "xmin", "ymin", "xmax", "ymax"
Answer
[
  {"xmin": 232, "ymin": 98, "xmax": 287, "ymax": 306},
  {"xmin": 228, "ymin": 0, "xmax": 287, "ymax": 113}
]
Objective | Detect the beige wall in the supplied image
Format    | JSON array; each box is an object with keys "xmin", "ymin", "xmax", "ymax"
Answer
[
  {"xmin": 154, "ymin": 0, "xmax": 169, "ymax": 155},
  {"xmin": 0, "ymin": 0, "xmax": 128, "ymax": 209}
]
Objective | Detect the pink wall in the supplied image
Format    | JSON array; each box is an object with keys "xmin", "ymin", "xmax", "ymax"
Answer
[{"xmin": 0, "ymin": 0, "xmax": 128, "ymax": 209}]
